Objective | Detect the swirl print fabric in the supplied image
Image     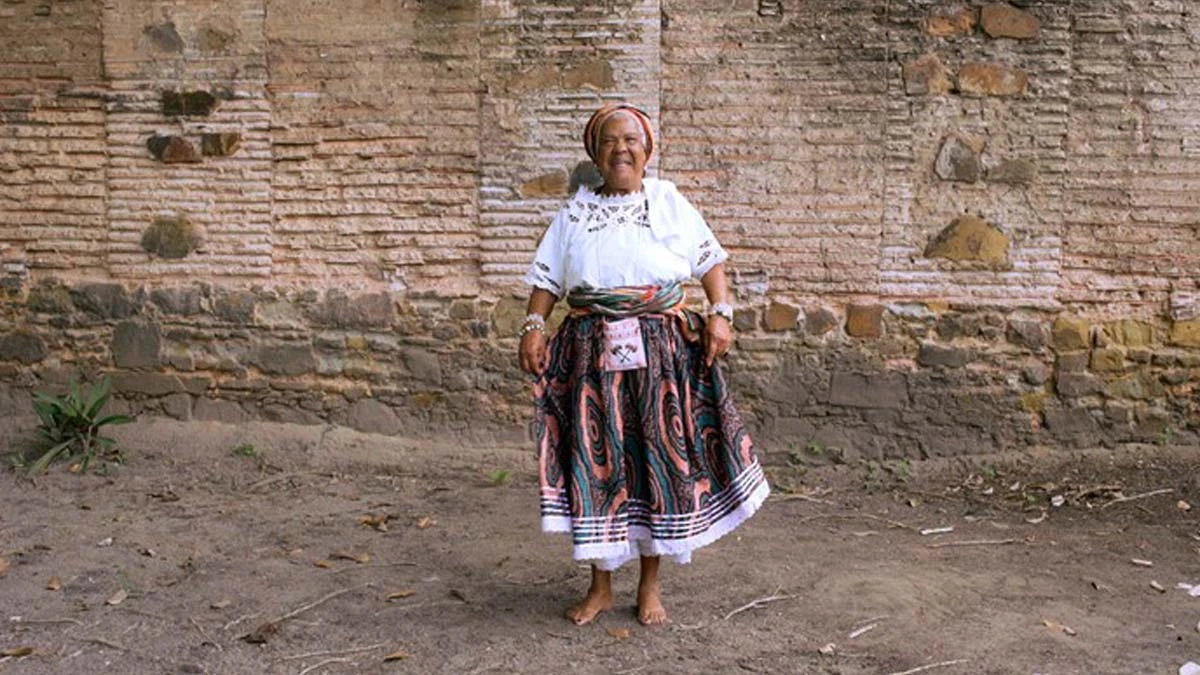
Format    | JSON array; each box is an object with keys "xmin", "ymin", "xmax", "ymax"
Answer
[{"xmin": 535, "ymin": 312, "xmax": 769, "ymax": 571}]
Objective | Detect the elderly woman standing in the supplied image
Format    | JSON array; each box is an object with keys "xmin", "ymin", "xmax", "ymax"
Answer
[{"xmin": 518, "ymin": 103, "xmax": 769, "ymax": 626}]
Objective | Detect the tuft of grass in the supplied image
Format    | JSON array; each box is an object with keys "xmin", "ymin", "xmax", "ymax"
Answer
[
  {"xmin": 487, "ymin": 469, "xmax": 511, "ymax": 487},
  {"xmin": 28, "ymin": 376, "xmax": 134, "ymax": 476}
]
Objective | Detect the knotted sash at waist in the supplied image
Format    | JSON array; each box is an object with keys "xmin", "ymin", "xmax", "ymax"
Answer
[{"xmin": 565, "ymin": 282, "xmax": 703, "ymax": 341}]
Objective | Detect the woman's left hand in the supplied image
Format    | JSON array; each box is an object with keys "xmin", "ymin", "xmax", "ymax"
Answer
[{"xmin": 703, "ymin": 315, "xmax": 733, "ymax": 367}]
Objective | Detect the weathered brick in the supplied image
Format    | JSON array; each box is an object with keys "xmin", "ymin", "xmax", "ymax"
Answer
[
  {"xmin": 215, "ymin": 292, "xmax": 257, "ymax": 324},
  {"xmin": 150, "ymin": 287, "xmax": 203, "ymax": 316},
  {"xmin": 312, "ymin": 291, "xmax": 395, "ymax": 330},
  {"xmin": 733, "ymin": 307, "xmax": 759, "ymax": 333},
  {"xmin": 987, "ymin": 159, "xmax": 1037, "ymax": 186},
  {"xmin": 402, "ymin": 348, "xmax": 442, "ymax": 385},
  {"xmin": 1007, "ymin": 319, "xmax": 1047, "ymax": 351},
  {"xmin": 110, "ymin": 372, "xmax": 184, "ymax": 396},
  {"xmin": 194, "ymin": 398, "xmax": 249, "ymax": 423},
  {"xmin": 200, "ymin": 132, "xmax": 241, "ymax": 157},
  {"xmin": 345, "ymin": 398, "xmax": 402, "ymax": 435},
  {"xmin": 1089, "ymin": 348, "xmax": 1125, "ymax": 372}
]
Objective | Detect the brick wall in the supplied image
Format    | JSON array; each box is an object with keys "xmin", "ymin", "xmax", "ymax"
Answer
[{"xmin": 2, "ymin": 0, "xmax": 1199, "ymax": 456}]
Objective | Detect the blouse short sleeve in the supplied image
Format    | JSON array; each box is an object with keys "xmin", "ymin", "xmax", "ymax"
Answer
[
  {"xmin": 524, "ymin": 209, "xmax": 568, "ymax": 296},
  {"xmin": 672, "ymin": 189, "xmax": 729, "ymax": 279}
]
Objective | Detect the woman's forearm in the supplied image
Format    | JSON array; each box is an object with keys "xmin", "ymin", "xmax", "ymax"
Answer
[
  {"xmin": 700, "ymin": 264, "xmax": 730, "ymax": 305},
  {"xmin": 526, "ymin": 288, "xmax": 559, "ymax": 318}
]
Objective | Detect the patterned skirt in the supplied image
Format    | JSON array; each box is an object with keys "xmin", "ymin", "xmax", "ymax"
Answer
[{"xmin": 534, "ymin": 311, "xmax": 769, "ymax": 571}]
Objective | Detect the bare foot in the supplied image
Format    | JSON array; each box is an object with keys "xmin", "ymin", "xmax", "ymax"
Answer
[
  {"xmin": 637, "ymin": 580, "xmax": 667, "ymax": 625},
  {"xmin": 565, "ymin": 586, "xmax": 613, "ymax": 626}
]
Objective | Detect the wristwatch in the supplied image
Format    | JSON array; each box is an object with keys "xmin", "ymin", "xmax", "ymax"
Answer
[{"xmin": 708, "ymin": 302, "xmax": 734, "ymax": 323}]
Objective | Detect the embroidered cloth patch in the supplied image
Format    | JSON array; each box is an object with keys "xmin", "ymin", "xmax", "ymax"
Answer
[{"xmin": 601, "ymin": 318, "xmax": 647, "ymax": 372}]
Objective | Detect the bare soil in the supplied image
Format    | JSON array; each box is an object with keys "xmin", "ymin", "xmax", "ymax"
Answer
[{"xmin": 0, "ymin": 417, "xmax": 1198, "ymax": 675}]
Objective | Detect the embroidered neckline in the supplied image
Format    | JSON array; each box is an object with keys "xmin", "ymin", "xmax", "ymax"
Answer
[{"xmin": 584, "ymin": 187, "xmax": 644, "ymax": 205}]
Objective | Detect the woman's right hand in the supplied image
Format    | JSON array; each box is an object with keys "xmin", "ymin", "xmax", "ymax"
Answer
[{"xmin": 519, "ymin": 330, "xmax": 547, "ymax": 376}]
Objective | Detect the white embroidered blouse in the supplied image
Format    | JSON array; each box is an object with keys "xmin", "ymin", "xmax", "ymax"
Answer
[{"xmin": 524, "ymin": 178, "xmax": 729, "ymax": 295}]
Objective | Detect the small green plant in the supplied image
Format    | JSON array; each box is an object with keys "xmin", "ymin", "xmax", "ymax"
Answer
[
  {"xmin": 981, "ymin": 464, "xmax": 999, "ymax": 481},
  {"xmin": 28, "ymin": 376, "xmax": 133, "ymax": 476},
  {"xmin": 230, "ymin": 443, "xmax": 259, "ymax": 459},
  {"xmin": 805, "ymin": 441, "xmax": 826, "ymax": 457},
  {"xmin": 1156, "ymin": 426, "xmax": 1175, "ymax": 446},
  {"xmin": 487, "ymin": 469, "xmax": 512, "ymax": 487}
]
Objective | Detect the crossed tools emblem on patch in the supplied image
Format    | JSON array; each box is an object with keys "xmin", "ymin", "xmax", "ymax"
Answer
[{"xmin": 609, "ymin": 343, "xmax": 640, "ymax": 364}]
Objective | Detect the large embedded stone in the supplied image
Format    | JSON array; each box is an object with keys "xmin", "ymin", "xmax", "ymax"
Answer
[
  {"xmin": 924, "ymin": 215, "xmax": 1009, "ymax": 265},
  {"xmin": 1051, "ymin": 318, "xmax": 1091, "ymax": 351},
  {"xmin": 150, "ymin": 287, "xmax": 203, "ymax": 316},
  {"xmin": 519, "ymin": 171, "xmax": 569, "ymax": 199},
  {"xmin": 764, "ymin": 302, "xmax": 800, "ymax": 332},
  {"xmin": 345, "ymin": 399, "xmax": 402, "ymax": 435},
  {"xmin": 1043, "ymin": 407, "xmax": 1100, "ymax": 444},
  {"xmin": 312, "ymin": 291, "xmax": 395, "ymax": 330},
  {"xmin": 71, "ymin": 283, "xmax": 132, "ymax": 319},
  {"xmin": 980, "ymin": 3, "xmax": 1040, "ymax": 39},
  {"xmin": 1089, "ymin": 348, "xmax": 1125, "ymax": 372},
  {"xmin": 162, "ymin": 393, "xmax": 192, "ymax": 420},
  {"xmin": 845, "ymin": 304, "xmax": 884, "ymax": 338},
  {"xmin": 1056, "ymin": 372, "xmax": 1101, "ymax": 397},
  {"xmin": 112, "ymin": 321, "xmax": 161, "ymax": 369},
  {"xmin": 935, "ymin": 136, "xmax": 983, "ymax": 183},
  {"xmin": 1006, "ymin": 319, "xmax": 1047, "ymax": 350},
  {"xmin": 805, "ymin": 307, "xmax": 838, "ymax": 336},
  {"xmin": 987, "ymin": 159, "xmax": 1037, "ymax": 185},
  {"xmin": 162, "ymin": 90, "xmax": 218, "ymax": 117},
  {"xmin": 0, "ymin": 331, "xmax": 47, "ymax": 364},
  {"xmin": 957, "ymin": 63, "xmax": 1028, "ymax": 97},
  {"xmin": 194, "ymin": 398, "xmax": 249, "ymax": 423},
  {"xmin": 402, "ymin": 348, "xmax": 443, "ymax": 385},
  {"xmin": 828, "ymin": 371, "xmax": 908, "ymax": 409},
  {"xmin": 201, "ymin": 133, "xmax": 241, "ymax": 157},
  {"xmin": 252, "ymin": 343, "xmax": 316, "ymax": 376},
  {"xmin": 1169, "ymin": 319, "xmax": 1200, "ymax": 347},
  {"xmin": 26, "ymin": 286, "xmax": 73, "ymax": 314},
  {"xmin": 215, "ymin": 291, "xmax": 257, "ymax": 323},
  {"xmin": 917, "ymin": 342, "xmax": 973, "ymax": 368},
  {"xmin": 141, "ymin": 217, "xmax": 203, "ymax": 258},
  {"xmin": 561, "ymin": 59, "xmax": 616, "ymax": 90},
  {"xmin": 491, "ymin": 296, "xmax": 528, "ymax": 337},
  {"xmin": 925, "ymin": 6, "xmax": 975, "ymax": 37},
  {"xmin": 902, "ymin": 54, "xmax": 954, "ymax": 95},
  {"xmin": 1107, "ymin": 319, "xmax": 1153, "ymax": 347},
  {"xmin": 110, "ymin": 372, "xmax": 185, "ymax": 396},
  {"xmin": 147, "ymin": 135, "xmax": 201, "ymax": 164},
  {"xmin": 197, "ymin": 26, "xmax": 236, "ymax": 54}
]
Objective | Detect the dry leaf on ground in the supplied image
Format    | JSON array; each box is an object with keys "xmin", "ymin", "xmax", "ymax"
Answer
[
  {"xmin": 416, "ymin": 516, "xmax": 436, "ymax": 529},
  {"xmin": 386, "ymin": 590, "xmax": 416, "ymax": 601},
  {"xmin": 106, "ymin": 588, "xmax": 128, "ymax": 606},
  {"xmin": 0, "ymin": 557, "xmax": 9, "ymax": 577},
  {"xmin": 313, "ymin": 560, "xmax": 334, "ymax": 569},
  {"xmin": 606, "ymin": 627, "xmax": 631, "ymax": 640},
  {"xmin": 360, "ymin": 514, "xmax": 389, "ymax": 532},
  {"xmin": 331, "ymin": 551, "xmax": 371, "ymax": 564},
  {"xmin": 46, "ymin": 576, "xmax": 62, "ymax": 591},
  {"xmin": 210, "ymin": 599, "xmax": 232, "ymax": 609},
  {"xmin": 1042, "ymin": 619, "xmax": 1077, "ymax": 636},
  {"xmin": 1131, "ymin": 558, "xmax": 1154, "ymax": 567},
  {"xmin": 1, "ymin": 647, "xmax": 35, "ymax": 657},
  {"xmin": 383, "ymin": 649, "xmax": 410, "ymax": 661}
]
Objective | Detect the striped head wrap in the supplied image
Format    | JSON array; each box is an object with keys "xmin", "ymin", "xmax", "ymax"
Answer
[{"xmin": 583, "ymin": 103, "xmax": 654, "ymax": 163}]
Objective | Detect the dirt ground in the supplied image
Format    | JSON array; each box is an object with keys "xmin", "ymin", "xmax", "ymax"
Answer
[{"xmin": 0, "ymin": 417, "xmax": 1198, "ymax": 675}]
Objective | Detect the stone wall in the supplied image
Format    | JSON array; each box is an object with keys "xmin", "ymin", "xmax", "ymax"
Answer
[{"xmin": 2, "ymin": 0, "xmax": 1199, "ymax": 457}]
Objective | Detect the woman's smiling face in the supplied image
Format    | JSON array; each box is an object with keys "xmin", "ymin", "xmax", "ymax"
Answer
[{"xmin": 595, "ymin": 113, "xmax": 648, "ymax": 194}]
